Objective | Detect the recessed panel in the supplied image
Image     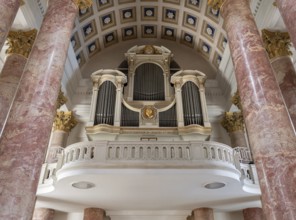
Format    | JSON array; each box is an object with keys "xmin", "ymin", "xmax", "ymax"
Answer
[
  {"xmin": 180, "ymin": 31, "xmax": 195, "ymax": 47},
  {"xmin": 142, "ymin": 25, "xmax": 157, "ymax": 38},
  {"xmin": 120, "ymin": 7, "xmax": 137, "ymax": 23},
  {"xmin": 103, "ymin": 31, "xmax": 118, "ymax": 47},
  {"xmin": 141, "ymin": 6, "xmax": 158, "ymax": 21},
  {"xmin": 122, "ymin": 26, "xmax": 137, "ymax": 41},
  {"xmin": 183, "ymin": 12, "xmax": 198, "ymax": 30},
  {"xmin": 99, "ymin": 11, "xmax": 116, "ymax": 31},
  {"xmin": 162, "ymin": 7, "xmax": 179, "ymax": 24},
  {"xmin": 161, "ymin": 26, "xmax": 177, "ymax": 41},
  {"xmin": 82, "ymin": 20, "xmax": 97, "ymax": 41}
]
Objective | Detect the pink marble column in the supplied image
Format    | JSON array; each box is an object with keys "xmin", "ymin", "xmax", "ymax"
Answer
[
  {"xmin": 220, "ymin": 0, "xmax": 296, "ymax": 219},
  {"xmin": 275, "ymin": 0, "xmax": 296, "ymax": 48},
  {"xmin": 0, "ymin": 0, "xmax": 81, "ymax": 219},
  {"xmin": 0, "ymin": 54, "xmax": 27, "ymax": 135},
  {"xmin": 243, "ymin": 208, "xmax": 265, "ymax": 220},
  {"xmin": 271, "ymin": 56, "xmax": 296, "ymax": 129},
  {"xmin": 193, "ymin": 208, "xmax": 214, "ymax": 220},
  {"xmin": 83, "ymin": 208, "xmax": 105, "ymax": 220},
  {"xmin": 0, "ymin": 0, "xmax": 20, "ymax": 50},
  {"xmin": 32, "ymin": 208, "xmax": 55, "ymax": 220}
]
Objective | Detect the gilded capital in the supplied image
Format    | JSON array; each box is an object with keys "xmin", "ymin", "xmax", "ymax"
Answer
[
  {"xmin": 56, "ymin": 90, "xmax": 68, "ymax": 109},
  {"xmin": 6, "ymin": 29, "xmax": 37, "ymax": 58},
  {"xmin": 221, "ymin": 111, "xmax": 245, "ymax": 133},
  {"xmin": 207, "ymin": 0, "xmax": 224, "ymax": 10},
  {"xmin": 262, "ymin": 29, "xmax": 292, "ymax": 59},
  {"xmin": 231, "ymin": 91, "xmax": 242, "ymax": 110},
  {"xmin": 72, "ymin": 0, "xmax": 93, "ymax": 10},
  {"xmin": 53, "ymin": 111, "xmax": 77, "ymax": 132}
]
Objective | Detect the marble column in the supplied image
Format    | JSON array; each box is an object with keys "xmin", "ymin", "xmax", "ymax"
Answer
[
  {"xmin": 193, "ymin": 208, "xmax": 214, "ymax": 220},
  {"xmin": 208, "ymin": 0, "xmax": 296, "ymax": 219},
  {"xmin": 46, "ymin": 111, "xmax": 77, "ymax": 163},
  {"xmin": 32, "ymin": 208, "xmax": 55, "ymax": 220},
  {"xmin": 83, "ymin": 208, "xmax": 105, "ymax": 220},
  {"xmin": 275, "ymin": 0, "xmax": 296, "ymax": 48},
  {"xmin": 0, "ymin": 29, "xmax": 37, "ymax": 136},
  {"xmin": 0, "ymin": 0, "xmax": 20, "ymax": 50},
  {"xmin": 262, "ymin": 29, "xmax": 296, "ymax": 130},
  {"xmin": 243, "ymin": 208, "xmax": 265, "ymax": 220},
  {"xmin": 0, "ymin": 0, "xmax": 92, "ymax": 219}
]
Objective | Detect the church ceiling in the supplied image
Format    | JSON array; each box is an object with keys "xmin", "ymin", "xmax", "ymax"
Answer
[{"xmin": 71, "ymin": 0, "xmax": 228, "ymax": 69}]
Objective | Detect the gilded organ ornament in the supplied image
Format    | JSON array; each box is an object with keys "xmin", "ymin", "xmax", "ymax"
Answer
[
  {"xmin": 262, "ymin": 29, "xmax": 292, "ymax": 59},
  {"xmin": 142, "ymin": 106, "xmax": 156, "ymax": 120},
  {"xmin": 221, "ymin": 111, "xmax": 244, "ymax": 133},
  {"xmin": 72, "ymin": 0, "xmax": 93, "ymax": 10},
  {"xmin": 53, "ymin": 111, "xmax": 77, "ymax": 132},
  {"xmin": 6, "ymin": 29, "xmax": 37, "ymax": 58}
]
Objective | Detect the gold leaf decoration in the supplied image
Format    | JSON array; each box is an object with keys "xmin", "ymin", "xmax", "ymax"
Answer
[
  {"xmin": 221, "ymin": 111, "xmax": 245, "ymax": 133},
  {"xmin": 6, "ymin": 29, "xmax": 37, "ymax": 58},
  {"xmin": 53, "ymin": 111, "xmax": 77, "ymax": 132},
  {"xmin": 262, "ymin": 29, "xmax": 292, "ymax": 59},
  {"xmin": 207, "ymin": 0, "xmax": 224, "ymax": 10},
  {"xmin": 72, "ymin": 0, "xmax": 93, "ymax": 10},
  {"xmin": 56, "ymin": 89, "xmax": 68, "ymax": 109}
]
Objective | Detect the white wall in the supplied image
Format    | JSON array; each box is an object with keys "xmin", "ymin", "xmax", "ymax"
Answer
[
  {"xmin": 54, "ymin": 212, "xmax": 83, "ymax": 220},
  {"xmin": 53, "ymin": 210, "xmax": 243, "ymax": 220},
  {"xmin": 214, "ymin": 211, "xmax": 244, "ymax": 220}
]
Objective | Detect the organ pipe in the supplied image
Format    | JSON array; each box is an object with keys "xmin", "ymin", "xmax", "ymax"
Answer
[
  {"xmin": 182, "ymin": 82, "xmax": 203, "ymax": 126},
  {"xmin": 95, "ymin": 81, "xmax": 116, "ymax": 125},
  {"xmin": 159, "ymin": 104, "xmax": 177, "ymax": 127},
  {"xmin": 133, "ymin": 63, "xmax": 165, "ymax": 100}
]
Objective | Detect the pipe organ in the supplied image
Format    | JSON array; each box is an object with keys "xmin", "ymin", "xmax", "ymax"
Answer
[{"xmin": 86, "ymin": 45, "xmax": 211, "ymax": 141}]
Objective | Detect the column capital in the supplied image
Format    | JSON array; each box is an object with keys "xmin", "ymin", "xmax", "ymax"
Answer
[
  {"xmin": 207, "ymin": 0, "xmax": 225, "ymax": 10},
  {"xmin": 72, "ymin": 0, "xmax": 93, "ymax": 10},
  {"xmin": 262, "ymin": 29, "xmax": 292, "ymax": 59},
  {"xmin": 56, "ymin": 89, "xmax": 68, "ymax": 109},
  {"xmin": 231, "ymin": 91, "xmax": 242, "ymax": 110},
  {"xmin": 6, "ymin": 29, "xmax": 37, "ymax": 58},
  {"xmin": 53, "ymin": 111, "xmax": 77, "ymax": 132},
  {"xmin": 221, "ymin": 111, "xmax": 245, "ymax": 132}
]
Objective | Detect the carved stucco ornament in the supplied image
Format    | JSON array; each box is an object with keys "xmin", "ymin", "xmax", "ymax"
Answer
[
  {"xmin": 221, "ymin": 111, "xmax": 245, "ymax": 133},
  {"xmin": 262, "ymin": 29, "xmax": 292, "ymax": 59},
  {"xmin": 53, "ymin": 111, "xmax": 77, "ymax": 132},
  {"xmin": 56, "ymin": 89, "xmax": 68, "ymax": 109},
  {"xmin": 207, "ymin": 0, "xmax": 224, "ymax": 10},
  {"xmin": 6, "ymin": 29, "xmax": 37, "ymax": 58},
  {"xmin": 72, "ymin": 0, "xmax": 93, "ymax": 10}
]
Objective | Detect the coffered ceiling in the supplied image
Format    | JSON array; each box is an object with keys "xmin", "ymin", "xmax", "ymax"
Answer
[{"xmin": 71, "ymin": 0, "xmax": 228, "ymax": 70}]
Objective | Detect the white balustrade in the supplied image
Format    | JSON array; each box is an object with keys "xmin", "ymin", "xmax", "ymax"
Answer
[
  {"xmin": 38, "ymin": 141, "xmax": 259, "ymax": 189},
  {"xmin": 233, "ymin": 146, "xmax": 253, "ymax": 163}
]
